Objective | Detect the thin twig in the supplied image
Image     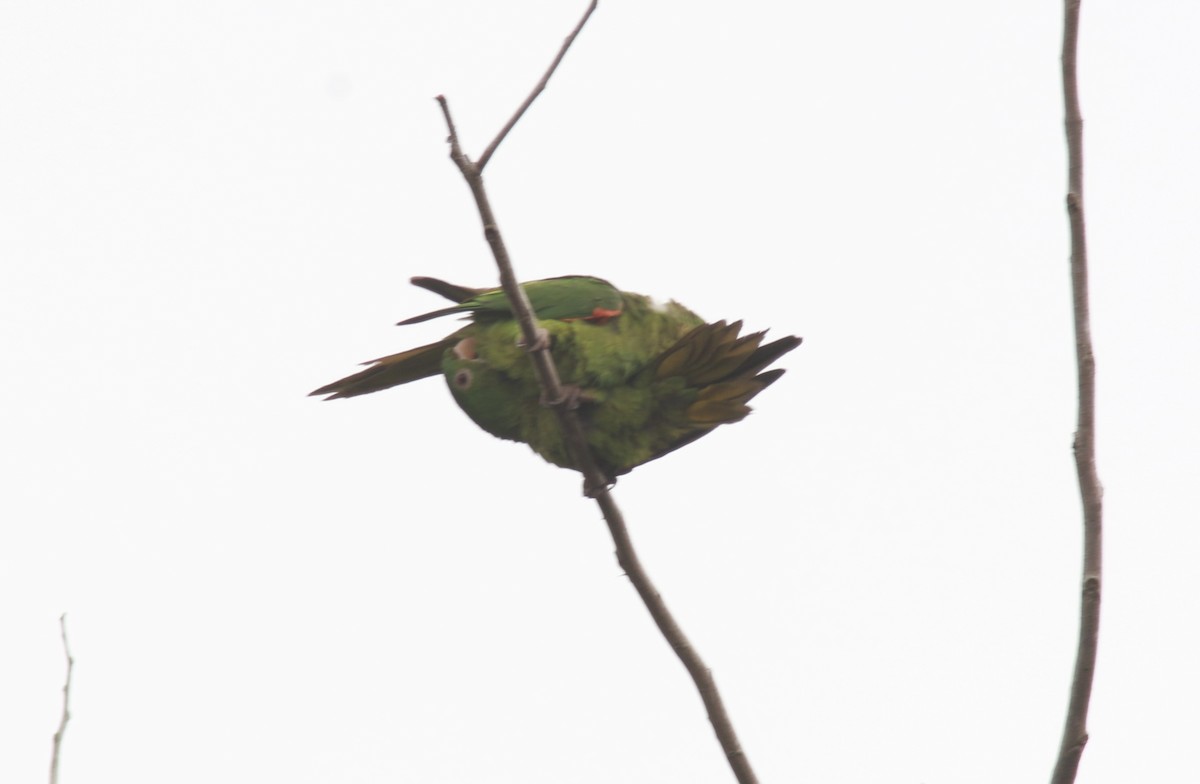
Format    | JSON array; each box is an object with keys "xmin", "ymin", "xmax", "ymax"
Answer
[
  {"xmin": 436, "ymin": 3, "xmax": 758, "ymax": 781},
  {"xmin": 1050, "ymin": 2, "xmax": 1103, "ymax": 783},
  {"xmin": 596, "ymin": 493, "xmax": 758, "ymax": 783},
  {"xmin": 50, "ymin": 613, "xmax": 74, "ymax": 784},
  {"xmin": 475, "ymin": 0, "xmax": 598, "ymax": 172}
]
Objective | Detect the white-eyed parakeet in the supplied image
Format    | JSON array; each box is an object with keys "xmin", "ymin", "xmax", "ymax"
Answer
[{"xmin": 311, "ymin": 275, "xmax": 801, "ymax": 480}]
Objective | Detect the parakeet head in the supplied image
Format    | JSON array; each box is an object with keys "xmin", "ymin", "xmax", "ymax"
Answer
[{"xmin": 442, "ymin": 337, "xmax": 524, "ymax": 442}]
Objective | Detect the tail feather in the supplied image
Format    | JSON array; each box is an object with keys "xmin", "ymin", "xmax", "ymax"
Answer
[
  {"xmin": 310, "ymin": 338, "xmax": 454, "ymax": 400},
  {"xmin": 626, "ymin": 322, "xmax": 800, "ymax": 472},
  {"xmin": 740, "ymin": 336, "xmax": 803, "ymax": 379},
  {"xmin": 656, "ymin": 321, "xmax": 802, "ymax": 390}
]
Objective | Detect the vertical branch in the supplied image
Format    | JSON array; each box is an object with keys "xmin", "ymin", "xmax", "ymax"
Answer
[
  {"xmin": 1051, "ymin": 2, "xmax": 1104, "ymax": 783},
  {"xmin": 435, "ymin": 3, "xmax": 759, "ymax": 781},
  {"xmin": 50, "ymin": 613, "xmax": 74, "ymax": 784}
]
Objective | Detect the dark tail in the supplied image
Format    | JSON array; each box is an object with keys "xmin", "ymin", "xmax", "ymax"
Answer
[{"xmin": 310, "ymin": 338, "xmax": 454, "ymax": 400}]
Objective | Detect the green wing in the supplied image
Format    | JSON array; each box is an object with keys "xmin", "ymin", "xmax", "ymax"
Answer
[
  {"xmin": 398, "ymin": 275, "xmax": 624, "ymax": 325},
  {"xmin": 311, "ymin": 276, "xmax": 625, "ymax": 399}
]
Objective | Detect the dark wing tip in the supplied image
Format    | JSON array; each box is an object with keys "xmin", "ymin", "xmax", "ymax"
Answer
[
  {"xmin": 410, "ymin": 276, "xmax": 482, "ymax": 304},
  {"xmin": 396, "ymin": 305, "xmax": 464, "ymax": 326}
]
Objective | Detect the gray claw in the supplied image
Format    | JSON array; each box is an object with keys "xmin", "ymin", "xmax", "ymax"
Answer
[{"xmin": 517, "ymin": 327, "xmax": 551, "ymax": 353}]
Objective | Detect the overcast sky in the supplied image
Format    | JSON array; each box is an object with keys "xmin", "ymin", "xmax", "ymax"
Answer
[{"xmin": 3, "ymin": 2, "xmax": 1198, "ymax": 782}]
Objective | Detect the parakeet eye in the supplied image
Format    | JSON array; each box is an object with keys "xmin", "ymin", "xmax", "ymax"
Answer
[{"xmin": 452, "ymin": 368, "xmax": 473, "ymax": 390}]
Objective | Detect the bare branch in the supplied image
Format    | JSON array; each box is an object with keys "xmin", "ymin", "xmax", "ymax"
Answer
[
  {"xmin": 475, "ymin": 0, "xmax": 598, "ymax": 172},
  {"xmin": 436, "ymin": 93, "xmax": 609, "ymax": 494},
  {"xmin": 1050, "ymin": 2, "xmax": 1104, "ymax": 783},
  {"xmin": 596, "ymin": 492, "xmax": 758, "ymax": 783},
  {"xmin": 436, "ymin": 4, "xmax": 759, "ymax": 781},
  {"xmin": 49, "ymin": 613, "xmax": 74, "ymax": 784}
]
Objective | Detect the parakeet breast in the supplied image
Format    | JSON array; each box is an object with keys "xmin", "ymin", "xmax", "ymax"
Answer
[{"xmin": 440, "ymin": 295, "xmax": 705, "ymax": 472}]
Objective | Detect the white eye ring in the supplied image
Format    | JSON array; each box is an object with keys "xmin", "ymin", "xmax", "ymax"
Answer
[{"xmin": 453, "ymin": 368, "xmax": 473, "ymax": 390}]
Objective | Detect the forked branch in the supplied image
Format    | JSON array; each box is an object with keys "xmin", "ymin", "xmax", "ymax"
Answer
[
  {"xmin": 435, "ymin": 3, "xmax": 758, "ymax": 782},
  {"xmin": 1050, "ymin": 2, "xmax": 1104, "ymax": 782}
]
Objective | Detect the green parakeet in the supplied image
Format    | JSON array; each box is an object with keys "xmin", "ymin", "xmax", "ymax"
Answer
[{"xmin": 311, "ymin": 275, "xmax": 801, "ymax": 480}]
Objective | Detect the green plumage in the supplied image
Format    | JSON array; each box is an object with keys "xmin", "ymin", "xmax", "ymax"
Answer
[{"xmin": 311, "ymin": 276, "xmax": 801, "ymax": 479}]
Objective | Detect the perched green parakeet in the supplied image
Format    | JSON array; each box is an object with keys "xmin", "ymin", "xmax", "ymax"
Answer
[{"xmin": 311, "ymin": 275, "xmax": 801, "ymax": 481}]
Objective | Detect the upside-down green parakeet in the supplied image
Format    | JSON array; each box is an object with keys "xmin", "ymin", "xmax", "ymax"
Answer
[{"xmin": 311, "ymin": 275, "xmax": 801, "ymax": 480}]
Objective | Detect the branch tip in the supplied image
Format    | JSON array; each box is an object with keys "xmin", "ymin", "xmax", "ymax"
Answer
[
  {"xmin": 50, "ymin": 613, "xmax": 74, "ymax": 784},
  {"xmin": 476, "ymin": 0, "xmax": 599, "ymax": 171}
]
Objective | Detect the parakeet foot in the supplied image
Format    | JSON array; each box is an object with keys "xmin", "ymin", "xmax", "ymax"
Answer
[
  {"xmin": 517, "ymin": 327, "xmax": 551, "ymax": 353},
  {"xmin": 539, "ymin": 384, "xmax": 595, "ymax": 410},
  {"xmin": 583, "ymin": 473, "xmax": 616, "ymax": 498}
]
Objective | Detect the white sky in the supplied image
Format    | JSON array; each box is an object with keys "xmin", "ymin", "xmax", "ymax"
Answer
[{"xmin": 2, "ymin": 2, "xmax": 1198, "ymax": 782}]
